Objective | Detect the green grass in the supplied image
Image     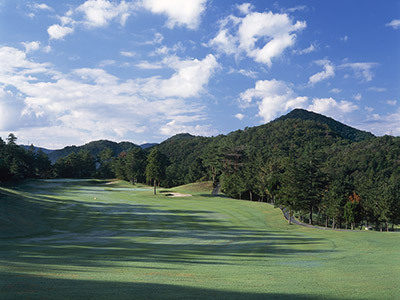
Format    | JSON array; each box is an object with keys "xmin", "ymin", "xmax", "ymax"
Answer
[{"xmin": 0, "ymin": 179, "xmax": 399, "ymax": 299}]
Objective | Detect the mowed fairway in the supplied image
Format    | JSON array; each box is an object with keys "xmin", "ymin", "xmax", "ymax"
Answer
[{"xmin": 0, "ymin": 180, "xmax": 399, "ymax": 299}]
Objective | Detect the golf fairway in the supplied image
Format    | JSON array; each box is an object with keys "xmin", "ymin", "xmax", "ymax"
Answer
[{"xmin": 0, "ymin": 179, "xmax": 399, "ymax": 299}]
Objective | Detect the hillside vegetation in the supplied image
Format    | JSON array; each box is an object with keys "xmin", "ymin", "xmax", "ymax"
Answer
[{"xmin": 1, "ymin": 109, "xmax": 399, "ymax": 230}]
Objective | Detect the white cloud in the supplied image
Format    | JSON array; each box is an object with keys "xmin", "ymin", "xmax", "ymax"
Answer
[
  {"xmin": 120, "ymin": 50, "xmax": 136, "ymax": 57},
  {"xmin": 286, "ymin": 5, "xmax": 307, "ymax": 13},
  {"xmin": 47, "ymin": 24, "xmax": 74, "ymax": 40},
  {"xmin": 228, "ymin": 67, "xmax": 258, "ymax": 78},
  {"xmin": 32, "ymin": 3, "xmax": 53, "ymax": 11},
  {"xmin": 358, "ymin": 108, "xmax": 400, "ymax": 136},
  {"xmin": 387, "ymin": 100, "xmax": 397, "ymax": 106},
  {"xmin": 235, "ymin": 113, "xmax": 245, "ymax": 120},
  {"xmin": 141, "ymin": 54, "xmax": 219, "ymax": 98},
  {"xmin": 209, "ymin": 10, "xmax": 306, "ymax": 67},
  {"xmin": 160, "ymin": 119, "xmax": 215, "ymax": 136},
  {"xmin": 21, "ymin": 41, "xmax": 40, "ymax": 53},
  {"xmin": 135, "ymin": 61, "xmax": 163, "ymax": 69},
  {"xmin": 308, "ymin": 59, "xmax": 335, "ymax": 85},
  {"xmin": 240, "ymin": 79, "xmax": 359, "ymax": 123},
  {"xmin": 76, "ymin": 0, "xmax": 132, "ymax": 28},
  {"xmin": 386, "ymin": 19, "xmax": 400, "ymax": 29},
  {"xmin": 0, "ymin": 46, "xmax": 218, "ymax": 147},
  {"xmin": 152, "ymin": 42, "xmax": 185, "ymax": 56},
  {"xmin": 141, "ymin": 0, "xmax": 207, "ymax": 29},
  {"xmin": 99, "ymin": 59, "xmax": 116, "ymax": 67},
  {"xmin": 368, "ymin": 86, "xmax": 386, "ymax": 92},
  {"xmin": 353, "ymin": 93, "xmax": 362, "ymax": 101},
  {"xmin": 340, "ymin": 35, "xmax": 349, "ymax": 42},
  {"xmin": 236, "ymin": 3, "xmax": 254, "ymax": 15},
  {"xmin": 240, "ymin": 79, "xmax": 308, "ymax": 122},
  {"xmin": 295, "ymin": 43, "xmax": 316, "ymax": 55},
  {"xmin": 330, "ymin": 88, "xmax": 341, "ymax": 94},
  {"xmin": 339, "ymin": 62, "xmax": 378, "ymax": 82},
  {"xmin": 308, "ymin": 97, "xmax": 358, "ymax": 117}
]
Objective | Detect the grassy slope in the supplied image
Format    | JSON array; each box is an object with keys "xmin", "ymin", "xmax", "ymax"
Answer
[{"xmin": 0, "ymin": 179, "xmax": 399, "ymax": 299}]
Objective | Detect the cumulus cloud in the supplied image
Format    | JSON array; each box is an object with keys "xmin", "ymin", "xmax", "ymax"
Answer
[
  {"xmin": 46, "ymin": 0, "xmax": 134, "ymax": 40},
  {"xmin": 308, "ymin": 59, "xmax": 335, "ymax": 85},
  {"xmin": 120, "ymin": 50, "xmax": 135, "ymax": 57},
  {"xmin": 386, "ymin": 100, "xmax": 397, "ymax": 106},
  {"xmin": 308, "ymin": 97, "xmax": 358, "ymax": 117},
  {"xmin": 209, "ymin": 9, "xmax": 306, "ymax": 67},
  {"xmin": 31, "ymin": 3, "xmax": 53, "ymax": 11},
  {"xmin": 386, "ymin": 19, "xmax": 400, "ymax": 29},
  {"xmin": 0, "ymin": 46, "xmax": 218, "ymax": 147},
  {"xmin": 358, "ymin": 108, "xmax": 400, "ymax": 136},
  {"xmin": 141, "ymin": 0, "xmax": 207, "ymax": 29},
  {"xmin": 339, "ymin": 62, "xmax": 378, "ymax": 82},
  {"xmin": 47, "ymin": 24, "xmax": 74, "ymax": 40},
  {"xmin": 76, "ymin": 0, "xmax": 132, "ymax": 28},
  {"xmin": 294, "ymin": 43, "xmax": 316, "ymax": 55},
  {"xmin": 235, "ymin": 113, "xmax": 245, "ymax": 120},
  {"xmin": 330, "ymin": 88, "xmax": 341, "ymax": 94},
  {"xmin": 240, "ymin": 79, "xmax": 358, "ymax": 123},
  {"xmin": 21, "ymin": 41, "xmax": 40, "ymax": 53},
  {"xmin": 140, "ymin": 54, "xmax": 219, "ymax": 98},
  {"xmin": 240, "ymin": 79, "xmax": 308, "ymax": 122},
  {"xmin": 353, "ymin": 93, "xmax": 362, "ymax": 101},
  {"xmin": 236, "ymin": 3, "xmax": 254, "ymax": 15}
]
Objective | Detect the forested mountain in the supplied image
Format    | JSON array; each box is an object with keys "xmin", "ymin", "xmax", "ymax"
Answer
[
  {"xmin": 276, "ymin": 108, "xmax": 374, "ymax": 142},
  {"xmin": 2, "ymin": 109, "xmax": 399, "ymax": 231},
  {"xmin": 46, "ymin": 140, "xmax": 140, "ymax": 163}
]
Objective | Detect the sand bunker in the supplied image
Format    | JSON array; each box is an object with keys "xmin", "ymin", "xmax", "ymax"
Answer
[{"xmin": 165, "ymin": 192, "xmax": 192, "ymax": 197}]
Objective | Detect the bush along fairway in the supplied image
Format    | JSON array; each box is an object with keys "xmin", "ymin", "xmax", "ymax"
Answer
[{"xmin": 0, "ymin": 179, "xmax": 399, "ymax": 299}]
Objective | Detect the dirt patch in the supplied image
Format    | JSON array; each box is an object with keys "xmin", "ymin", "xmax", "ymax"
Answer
[{"xmin": 165, "ymin": 192, "xmax": 192, "ymax": 197}]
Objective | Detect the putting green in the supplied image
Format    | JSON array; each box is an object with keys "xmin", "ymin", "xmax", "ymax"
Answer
[{"xmin": 0, "ymin": 179, "xmax": 399, "ymax": 299}]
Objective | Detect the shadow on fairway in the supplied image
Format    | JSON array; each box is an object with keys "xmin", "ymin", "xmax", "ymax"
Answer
[
  {"xmin": 0, "ymin": 272, "xmax": 336, "ymax": 300},
  {"xmin": 1, "ymin": 193, "xmax": 332, "ymax": 269}
]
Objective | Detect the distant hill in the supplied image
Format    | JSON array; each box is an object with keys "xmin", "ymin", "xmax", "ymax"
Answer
[
  {"xmin": 19, "ymin": 109, "xmax": 375, "ymax": 166},
  {"xmin": 46, "ymin": 140, "xmax": 140, "ymax": 163},
  {"xmin": 20, "ymin": 145, "xmax": 54, "ymax": 155},
  {"xmin": 20, "ymin": 140, "xmax": 158, "ymax": 163},
  {"xmin": 139, "ymin": 143, "xmax": 158, "ymax": 149},
  {"xmin": 275, "ymin": 109, "xmax": 374, "ymax": 142}
]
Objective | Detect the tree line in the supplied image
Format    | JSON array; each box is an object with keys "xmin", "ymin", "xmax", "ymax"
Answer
[{"xmin": 1, "ymin": 110, "xmax": 399, "ymax": 231}]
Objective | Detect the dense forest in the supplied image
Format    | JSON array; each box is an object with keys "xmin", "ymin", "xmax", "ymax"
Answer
[{"xmin": 1, "ymin": 109, "xmax": 399, "ymax": 231}]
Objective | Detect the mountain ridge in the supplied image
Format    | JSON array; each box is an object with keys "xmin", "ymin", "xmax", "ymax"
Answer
[{"xmin": 20, "ymin": 109, "xmax": 376, "ymax": 163}]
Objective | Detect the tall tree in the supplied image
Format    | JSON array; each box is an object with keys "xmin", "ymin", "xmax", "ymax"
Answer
[{"xmin": 145, "ymin": 148, "xmax": 167, "ymax": 195}]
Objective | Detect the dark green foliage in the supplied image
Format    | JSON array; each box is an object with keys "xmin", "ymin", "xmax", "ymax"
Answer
[
  {"xmin": 1, "ymin": 109, "xmax": 399, "ymax": 230},
  {"xmin": 145, "ymin": 148, "xmax": 168, "ymax": 194},
  {"xmin": 47, "ymin": 140, "xmax": 140, "ymax": 163},
  {"xmin": 0, "ymin": 134, "xmax": 52, "ymax": 181},
  {"xmin": 54, "ymin": 150, "xmax": 96, "ymax": 178},
  {"xmin": 276, "ymin": 108, "xmax": 374, "ymax": 142}
]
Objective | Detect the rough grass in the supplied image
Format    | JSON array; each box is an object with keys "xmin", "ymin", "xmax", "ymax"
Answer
[{"xmin": 0, "ymin": 179, "xmax": 399, "ymax": 299}]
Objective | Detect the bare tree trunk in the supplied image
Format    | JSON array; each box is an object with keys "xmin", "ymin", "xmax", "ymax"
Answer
[
  {"xmin": 386, "ymin": 221, "xmax": 389, "ymax": 232},
  {"xmin": 288, "ymin": 211, "xmax": 292, "ymax": 225},
  {"xmin": 332, "ymin": 217, "xmax": 335, "ymax": 229},
  {"xmin": 309, "ymin": 206, "xmax": 313, "ymax": 225},
  {"xmin": 249, "ymin": 191, "xmax": 253, "ymax": 201},
  {"xmin": 153, "ymin": 180, "xmax": 157, "ymax": 195},
  {"xmin": 325, "ymin": 216, "xmax": 328, "ymax": 228}
]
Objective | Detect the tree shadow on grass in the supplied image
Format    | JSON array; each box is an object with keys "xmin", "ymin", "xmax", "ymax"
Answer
[
  {"xmin": 1, "ymin": 179, "xmax": 336, "ymax": 294},
  {"xmin": 0, "ymin": 272, "xmax": 337, "ymax": 300}
]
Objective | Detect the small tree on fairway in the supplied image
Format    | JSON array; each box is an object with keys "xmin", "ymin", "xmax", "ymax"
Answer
[{"xmin": 145, "ymin": 148, "xmax": 167, "ymax": 195}]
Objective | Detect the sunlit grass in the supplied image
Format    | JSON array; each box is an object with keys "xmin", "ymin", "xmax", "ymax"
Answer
[{"xmin": 1, "ymin": 179, "xmax": 399, "ymax": 299}]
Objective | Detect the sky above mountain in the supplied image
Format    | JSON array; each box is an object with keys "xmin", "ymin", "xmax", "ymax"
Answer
[{"xmin": 0, "ymin": 0, "xmax": 399, "ymax": 148}]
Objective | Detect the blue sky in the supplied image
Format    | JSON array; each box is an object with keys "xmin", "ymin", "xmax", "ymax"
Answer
[{"xmin": 0, "ymin": 0, "xmax": 399, "ymax": 148}]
